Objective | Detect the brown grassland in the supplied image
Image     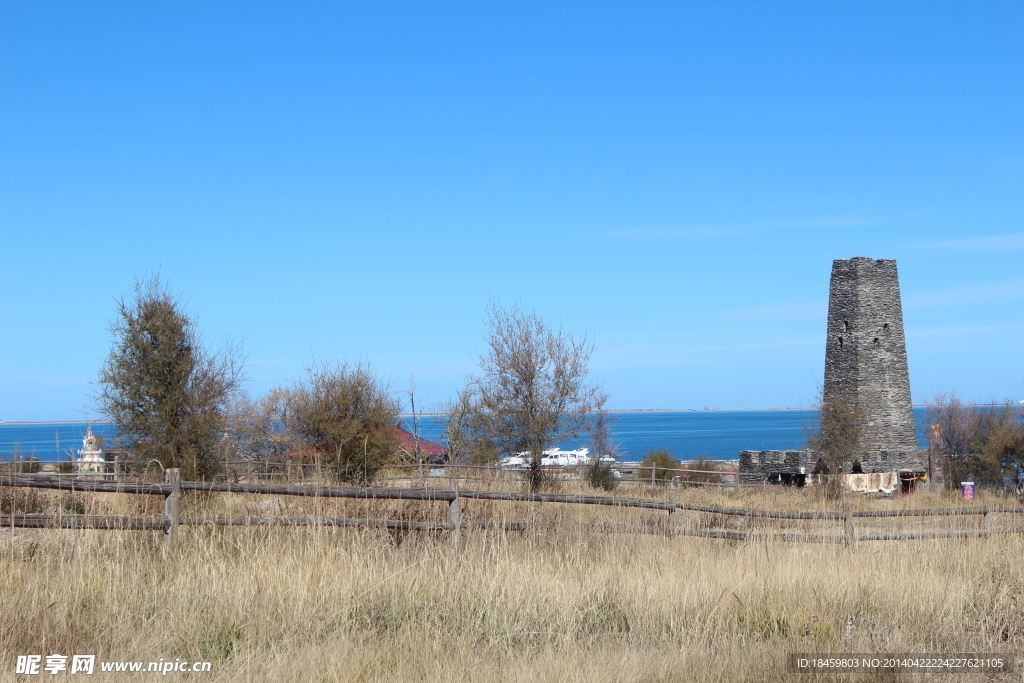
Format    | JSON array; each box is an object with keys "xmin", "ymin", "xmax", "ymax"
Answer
[{"xmin": 0, "ymin": 480, "xmax": 1021, "ymax": 682}]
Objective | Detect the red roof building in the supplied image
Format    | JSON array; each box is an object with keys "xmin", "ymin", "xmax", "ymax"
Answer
[
  {"xmin": 284, "ymin": 425, "xmax": 448, "ymax": 462},
  {"xmin": 391, "ymin": 425, "xmax": 448, "ymax": 462}
]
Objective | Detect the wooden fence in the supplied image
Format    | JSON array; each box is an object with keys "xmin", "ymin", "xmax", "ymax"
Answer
[{"xmin": 3, "ymin": 471, "xmax": 1023, "ymax": 546}]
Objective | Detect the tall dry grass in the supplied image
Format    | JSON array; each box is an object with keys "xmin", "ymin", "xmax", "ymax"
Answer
[{"xmin": 0, "ymin": 483, "xmax": 1021, "ymax": 682}]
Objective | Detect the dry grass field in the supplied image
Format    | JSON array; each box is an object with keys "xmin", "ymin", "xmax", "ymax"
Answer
[{"xmin": 1, "ymin": 481, "xmax": 1021, "ymax": 682}]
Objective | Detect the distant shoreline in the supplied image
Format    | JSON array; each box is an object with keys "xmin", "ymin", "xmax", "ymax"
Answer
[
  {"xmin": 0, "ymin": 419, "xmax": 115, "ymax": 426},
  {"xmin": 607, "ymin": 407, "xmax": 817, "ymax": 412},
  {"xmin": 402, "ymin": 405, "xmax": 964, "ymax": 417},
  {"xmin": 1, "ymin": 404, "xmax": 1007, "ymax": 424}
]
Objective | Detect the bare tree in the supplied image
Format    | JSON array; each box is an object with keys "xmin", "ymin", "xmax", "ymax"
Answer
[
  {"xmin": 805, "ymin": 395, "xmax": 866, "ymax": 499},
  {"xmin": 584, "ymin": 392, "xmax": 618, "ymax": 491},
  {"xmin": 458, "ymin": 302, "xmax": 599, "ymax": 491},
  {"xmin": 222, "ymin": 391, "xmax": 291, "ymax": 464},
  {"xmin": 926, "ymin": 394, "xmax": 977, "ymax": 457},
  {"xmin": 276, "ymin": 361, "xmax": 400, "ymax": 483},
  {"xmin": 927, "ymin": 395, "xmax": 1024, "ymax": 489},
  {"xmin": 443, "ymin": 383, "xmax": 498, "ymax": 466},
  {"xmin": 96, "ymin": 277, "xmax": 245, "ymax": 480},
  {"xmin": 925, "ymin": 393, "xmax": 978, "ymax": 489},
  {"xmin": 399, "ymin": 372, "xmax": 439, "ymax": 465},
  {"xmin": 973, "ymin": 402, "xmax": 1024, "ymax": 488}
]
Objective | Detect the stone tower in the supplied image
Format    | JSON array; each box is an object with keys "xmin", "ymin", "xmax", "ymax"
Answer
[{"xmin": 823, "ymin": 257, "xmax": 918, "ymax": 470}]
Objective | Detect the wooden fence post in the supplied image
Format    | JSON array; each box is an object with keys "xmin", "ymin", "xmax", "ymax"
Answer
[
  {"xmin": 448, "ymin": 479, "xmax": 461, "ymax": 546},
  {"xmin": 164, "ymin": 468, "xmax": 180, "ymax": 544},
  {"xmin": 843, "ymin": 501, "xmax": 855, "ymax": 546},
  {"xmin": 667, "ymin": 487, "xmax": 676, "ymax": 537},
  {"xmin": 982, "ymin": 503, "xmax": 990, "ymax": 531}
]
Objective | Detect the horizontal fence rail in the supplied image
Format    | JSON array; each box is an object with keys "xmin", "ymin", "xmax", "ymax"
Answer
[
  {"xmin": 855, "ymin": 527, "xmax": 1024, "ymax": 541},
  {"xmin": 2, "ymin": 476, "xmax": 172, "ymax": 495},
  {"xmin": 674, "ymin": 526, "xmax": 1024, "ymax": 543},
  {"xmin": 1, "ymin": 514, "xmax": 169, "ymax": 530},
  {"xmin": 184, "ymin": 517, "xmax": 527, "ymax": 531},
  {"xmin": 0, "ymin": 514, "xmax": 525, "ymax": 533},
  {"xmin": 671, "ymin": 502, "xmax": 1024, "ymax": 519},
  {"xmin": 201, "ymin": 460, "xmax": 746, "ymax": 488}
]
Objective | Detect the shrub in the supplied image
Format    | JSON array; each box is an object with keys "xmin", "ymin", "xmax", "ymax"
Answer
[
  {"xmin": 58, "ymin": 493, "xmax": 87, "ymax": 515},
  {"xmin": 681, "ymin": 455, "xmax": 725, "ymax": 485},
  {"xmin": 584, "ymin": 458, "xmax": 618, "ymax": 491},
  {"xmin": 640, "ymin": 449, "xmax": 679, "ymax": 483},
  {"xmin": 0, "ymin": 487, "xmax": 49, "ymax": 514},
  {"xmin": 2, "ymin": 458, "xmax": 40, "ymax": 475},
  {"xmin": 276, "ymin": 361, "xmax": 400, "ymax": 484}
]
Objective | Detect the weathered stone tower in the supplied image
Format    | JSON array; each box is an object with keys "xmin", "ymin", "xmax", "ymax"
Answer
[{"xmin": 823, "ymin": 257, "xmax": 918, "ymax": 470}]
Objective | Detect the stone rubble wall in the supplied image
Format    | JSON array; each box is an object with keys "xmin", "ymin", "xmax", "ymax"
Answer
[{"xmin": 738, "ymin": 449, "xmax": 813, "ymax": 484}]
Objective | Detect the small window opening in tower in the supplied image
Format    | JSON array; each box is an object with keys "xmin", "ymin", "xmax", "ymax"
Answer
[
  {"xmin": 838, "ymin": 337, "xmax": 843, "ymax": 349},
  {"xmin": 843, "ymin": 320, "xmax": 850, "ymax": 331},
  {"xmin": 882, "ymin": 323, "xmax": 889, "ymax": 330},
  {"xmin": 873, "ymin": 337, "xmax": 879, "ymax": 344}
]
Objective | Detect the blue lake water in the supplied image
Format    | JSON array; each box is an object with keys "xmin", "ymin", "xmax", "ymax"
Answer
[{"xmin": 0, "ymin": 409, "xmax": 933, "ymax": 463}]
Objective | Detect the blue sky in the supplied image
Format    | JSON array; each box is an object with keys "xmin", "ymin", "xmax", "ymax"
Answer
[{"xmin": 1, "ymin": 1, "xmax": 1022, "ymax": 421}]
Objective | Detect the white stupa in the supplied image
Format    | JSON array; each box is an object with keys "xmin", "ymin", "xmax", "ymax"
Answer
[{"xmin": 76, "ymin": 425, "xmax": 105, "ymax": 474}]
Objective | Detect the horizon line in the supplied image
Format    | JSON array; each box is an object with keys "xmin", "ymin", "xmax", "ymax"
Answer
[{"xmin": 7, "ymin": 403, "xmax": 1018, "ymax": 425}]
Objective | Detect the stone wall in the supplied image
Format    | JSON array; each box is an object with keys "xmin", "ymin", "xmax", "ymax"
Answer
[
  {"xmin": 739, "ymin": 448, "xmax": 927, "ymax": 483},
  {"xmin": 738, "ymin": 449, "xmax": 812, "ymax": 484}
]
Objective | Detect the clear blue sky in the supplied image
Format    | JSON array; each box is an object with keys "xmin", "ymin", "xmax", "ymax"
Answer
[{"xmin": 2, "ymin": 1, "xmax": 1022, "ymax": 421}]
